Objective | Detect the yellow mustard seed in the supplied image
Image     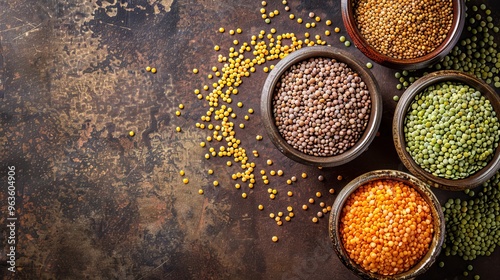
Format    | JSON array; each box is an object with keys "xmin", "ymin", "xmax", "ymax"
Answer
[
  {"xmin": 301, "ymin": 172, "xmax": 307, "ymax": 178},
  {"xmin": 179, "ymin": 170, "xmax": 185, "ymax": 176},
  {"xmin": 214, "ymin": 45, "xmax": 220, "ymax": 51},
  {"xmin": 175, "ymin": 111, "xmax": 181, "ymax": 116},
  {"xmin": 269, "ymin": 12, "xmax": 275, "ymax": 18},
  {"xmin": 297, "ymin": 18, "xmax": 303, "ymax": 24},
  {"xmin": 267, "ymin": 188, "xmax": 273, "ymax": 194},
  {"xmin": 286, "ymin": 179, "xmax": 292, "ymax": 185},
  {"xmin": 151, "ymin": 68, "xmax": 157, "ymax": 73},
  {"xmin": 229, "ymin": 29, "xmax": 235, "ymax": 35},
  {"xmin": 326, "ymin": 20, "xmax": 332, "ymax": 26},
  {"xmin": 311, "ymin": 22, "xmax": 316, "ymax": 28},
  {"xmin": 306, "ymin": 23, "xmax": 311, "ymax": 28},
  {"xmin": 320, "ymin": 202, "xmax": 326, "ymax": 208},
  {"xmin": 302, "ymin": 205, "xmax": 308, "ymax": 210},
  {"xmin": 242, "ymin": 193, "xmax": 247, "ymax": 199},
  {"xmin": 248, "ymin": 108, "xmax": 254, "ymax": 114},
  {"xmin": 272, "ymin": 236, "xmax": 278, "ymax": 242},
  {"xmin": 258, "ymin": 204, "xmax": 264, "ymax": 210},
  {"xmin": 315, "ymin": 16, "xmax": 321, "ymax": 22},
  {"xmin": 213, "ymin": 181, "xmax": 219, "ymax": 186},
  {"xmin": 239, "ymin": 123, "xmax": 245, "ymax": 129},
  {"xmin": 329, "ymin": 188, "xmax": 335, "ymax": 194},
  {"xmin": 289, "ymin": 212, "xmax": 295, "ymax": 218},
  {"xmin": 227, "ymin": 161, "xmax": 232, "ymax": 167},
  {"xmin": 237, "ymin": 102, "xmax": 243, "ymax": 108},
  {"xmin": 309, "ymin": 198, "xmax": 315, "ymax": 204},
  {"xmin": 128, "ymin": 131, "xmax": 135, "ymax": 137},
  {"xmin": 176, "ymin": 126, "xmax": 181, "ymax": 132},
  {"xmin": 285, "ymin": 216, "xmax": 291, "ymax": 222},
  {"xmin": 235, "ymin": 183, "xmax": 241, "ymax": 189},
  {"xmin": 219, "ymin": 27, "xmax": 225, "ymax": 33},
  {"xmin": 277, "ymin": 170, "xmax": 283, "ymax": 176},
  {"xmin": 334, "ymin": 27, "xmax": 340, "ymax": 33},
  {"xmin": 198, "ymin": 189, "xmax": 204, "ymax": 195},
  {"xmin": 287, "ymin": 191, "xmax": 293, "ymax": 197},
  {"xmin": 204, "ymin": 153, "xmax": 210, "ymax": 159},
  {"xmin": 192, "ymin": 68, "xmax": 198, "ymax": 74},
  {"xmin": 277, "ymin": 221, "xmax": 283, "ymax": 226},
  {"xmin": 267, "ymin": 159, "xmax": 273, "ymax": 165},
  {"xmin": 316, "ymin": 192, "xmax": 322, "ymax": 198},
  {"xmin": 146, "ymin": 66, "xmax": 151, "ymax": 72},
  {"xmin": 182, "ymin": 178, "xmax": 189, "ymax": 184},
  {"xmin": 261, "ymin": 1, "xmax": 267, "ymax": 6},
  {"xmin": 312, "ymin": 217, "xmax": 318, "ymax": 223},
  {"xmin": 289, "ymin": 14, "xmax": 295, "ymax": 20},
  {"xmin": 256, "ymin": 135, "xmax": 263, "ymax": 140},
  {"xmin": 337, "ymin": 175, "xmax": 343, "ymax": 180},
  {"xmin": 325, "ymin": 30, "xmax": 331, "ymax": 36},
  {"xmin": 236, "ymin": 28, "xmax": 242, "ymax": 34}
]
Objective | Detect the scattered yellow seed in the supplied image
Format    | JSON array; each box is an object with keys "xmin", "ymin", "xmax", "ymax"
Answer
[
  {"xmin": 312, "ymin": 217, "xmax": 319, "ymax": 223},
  {"xmin": 289, "ymin": 14, "xmax": 295, "ymax": 19},
  {"xmin": 334, "ymin": 27, "xmax": 340, "ymax": 33},
  {"xmin": 183, "ymin": 178, "xmax": 189, "ymax": 184},
  {"xmin": 272, "ymin": 189, "xmax": 278, "ymax": 195},
  {"xmin": 266, "ymin": 159, "xmax": 273, "ymax": 165},
  {"xmin": 236, "ymin": 28, "xmax": 242, "ymax": 34},
  {"xmin": 297, "ymin": 18, "xmax": 303, "ymax": 24},
  {"xmin": 327, "ymin": 206, "xmax": 332, "ymax": 212},
  {"xmin": 208, "ymin": 169, "xmax": 214, "ymax": 175},
  {"xmin": 287, "ymin": 206, "xmax": 293, "ymax": 212},
  {"xmin": 176, "ymin": 126, "xmax": 181, "ymax": 132},
  {"xmin": 309, "ymin": 198, "xmax": 315, "ymax": 204},
  {"xmin": 270, "ymin": 170, "xmax": 276, "ymax": 176},
  {"xmin": 229, "ymin": 29, "xmax": 235, "ymax": 35},
  {"xmin": 227, "ymin": 161, "xmax": 232, "ymax": 167},
  {"xmin": 337, "ymin": 175, "xmax": 343, "ymax": 180},
  {"xmin": 192, "ymin": 68, "xmax": 198, "ymax": 74},
  {"xmin": 311, "ymin": 22, "xmax": 316, "ymax": 28},
  {"xmin": 175, "ymin": 111, "xmax": 181, "ymax": 116},
  {"xmin": 198, "ymin": 189, "xmax": 204, "ymax": 195},
  {"xmin": 256, "ymin": 135, "xmax": 263, "ymax": 141},
  {"xmin": 219, "ymin": 27, "xmax": 225, "ymax": 33},
  {"xmin": 213, "ymin": 181, "xmax": 219, "ymax": 186},
  {"xmin": 270, "ymin": 194, "xmax": 276, "ymax": 200},
  {"xmin": 263, "ymin": 179, "xmax": 269, "ymax": 185},
  {"xmin": 316, "ymin": 192, "xmax": 322, "ymax": 198},
  {"xmin": 128, "ymin": 131, "xmax": 135, "ymax": 137},
  {"xmin": 289, "ymin": 212, "xmax": 295, "ymax": 218},
  {"xmin": 263, "ymin": 66, "xmax": 269, "ymax": 72},
  {"xmin": 204, "ymin": 153, "xmax": 210, "ymax": 159},
  {"xmin": 272, "ymin": 236, "xmax": 278, "ymax": 242},
  {"xmin": 270, "ymin": 213, "xmax": 275, "ymax": 219},
  {"xmin": 146, "ymin": 66, "xmax": 151, "ymax": 72},
  {"xmin": 270, "ymin": 28, "xmax": 276, "ymax": 34},
  {"xmin": 261, "ymin": 1, "xmax": 267, "ymax": 6},
  {"xmin": 179, "ymin": 170, "xmax": 185, "ymax": 176},
  {"xmin": 151, "ymin": 68, "xmax": 157, "ymax": 74},
  {"xmin": 285, "ymin": 216, "xmax": 291, "ymax": 222},
  {"xmin": 305, "ymin": 23, "xmax": 311, "ymax": 28},
  {"xmin": 286, "ymin": 179, "xmax": 292, "ymax": 185},
  {"xmin": 301, "ymin": 172, "xmax": 307, "ymax": 178},
  {"xmin": 258, "ymin": 204, "xmax": 264, "ymax": 210},
  {"xmin": 214, "ymin": 45, "xmax": 220, "ymax": 51},
  {"xmin": 274, "ymin": 10, "xmax": 279, "ymax": 15},
  {"xmin": 248, "ymin": 108, "xmax": 254, "ymax": 114},
  {"xmin": 315, "ymin": 16, "xmax": 321, "ymax": 22},
  {"xmin": 269, "ymin": 12, "xmax": 275, "ymax": 18},
  {"xmin": 287, "ymin": 191, "xmax": 293, "ymax": 197},
  {"xmin": 267, "ymin": 188, "xmax": 273, "ymax": 194},
  {"xmin": 325, "ymin": 30, "xmax": 331, "ymax": 36},
  {"xmin": 235, "ymin": 183, "xmax": 241, "ymax": 189},
  {"xmin": 329, "ymin": 188, "xmax": 335, "ymax": 194},
  {"xmin": 302, "ymin": 205, "xmax": 308, "ymax": 210},
  {"xmin": 320, "ymin": 202, "xmax": 326, "ymax": 208},
  {"xmin": 326, "ymin": 20, "xmax": 332, "ymax": 26},
  {"xmin": 277, "ymin": 220, "xmax": 283, "ymax": 226},
  {"xmin": 242, "ymin": 193, "xmax": 247, "ymax": 199},
  {"xmin": 237, "ymin": 102, "xmax": 243, "ymax": 108},
  {"xmin": 322, "ymin": 208, "xmax": 328, "ymax": 214}
]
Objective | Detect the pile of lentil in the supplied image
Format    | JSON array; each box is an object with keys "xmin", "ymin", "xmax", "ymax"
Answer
[
  {"xmin": 353, "ymin": 0, "xmax": 453, "ymax": 59},
  {"xmin": 340, "ymin": 180, "xmax": 434, "ymax": 275},
  {"xmin": 442, "ymin": 171, "xmax": 500, "ymax": 261},
  {"xmin": 272, "ymin": 57, "xmax": 371, "ymax": 156},
  {"xmin": 404, "ymin": 82, "xmax": 500, "ymax": 179}
]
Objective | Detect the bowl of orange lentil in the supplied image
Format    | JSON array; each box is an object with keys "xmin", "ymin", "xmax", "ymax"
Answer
[{"xmin": 329, "ymin": 170, "xmax": 445, "ymax": 279}]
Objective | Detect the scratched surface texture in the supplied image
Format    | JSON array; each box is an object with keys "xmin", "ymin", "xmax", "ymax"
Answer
[{"xmin": 0, "ymin": 0, "xmax": 499, "ymax": 279}]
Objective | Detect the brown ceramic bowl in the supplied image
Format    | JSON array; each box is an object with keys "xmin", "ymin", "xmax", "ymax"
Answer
[
  {"xmin": 341, "ymin": 0, "xmax": 465, "ymax": 70},
  {"xmin": 393, "ymin": 70, "xmax": 500, "ymax": 190},
  {"xmin": 329, "ymin": 170, "xmax": 445, "ymax": 280},
  {"xmin": 260, "ymin": 46, "xmax": 382, "ymax": 167}
]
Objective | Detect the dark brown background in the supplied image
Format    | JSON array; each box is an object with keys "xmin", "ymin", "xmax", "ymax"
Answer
[{"xmin": 0, "ymin": 0, "xmax": 499, "ymax": 279}]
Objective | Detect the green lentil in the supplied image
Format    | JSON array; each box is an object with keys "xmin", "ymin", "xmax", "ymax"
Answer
[
  {"xmin": 404, "ymin": 82, "xmax": 500, "ymax": 180},
  {"xmin": 366, "ymin": 62, "xmax": 373, "ymax": 69}
]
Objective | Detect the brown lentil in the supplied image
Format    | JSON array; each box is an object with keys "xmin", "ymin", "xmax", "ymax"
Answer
[
  {"xmin": 272, "ymin": 57, "xmax": 372, "ymax": 156},
  {"xmin": 353, "ymin": 0, "xmax": 453, "ymax": 59},
  {"xmin": 340, "ymin": 179, "xmax": 433, "ymax": 276}
]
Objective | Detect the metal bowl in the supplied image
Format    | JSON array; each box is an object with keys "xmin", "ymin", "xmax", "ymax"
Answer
[
  {"xmin": 393, "ymin": 70, "xmax": 500, "ymax": 190},
  {"xmin": 329, "ymin": 170, "xmax": 445, "ymax": 280},
  {"xmin": 341, "ymin": 0, "xmax": 465, "ymax": 70},
  {"xmin": 260, "ymin": 46, "xmax": 382, "ymax": 167}
]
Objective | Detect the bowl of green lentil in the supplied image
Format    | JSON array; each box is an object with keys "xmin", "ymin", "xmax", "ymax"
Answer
[
  {"xmin": 341, "ymin": 0, "xmax": 466, "ymax": 70},
  {"xmin": 329, "ymin": 169, "xmax": 445, "ymax": 279},
  {"xmin": 393, "ymin": 70, "xmax": 500, "ymax": 190},
  {"xmin": 260, "ymin": 46, "xmax": 382, "ymax": 167}
]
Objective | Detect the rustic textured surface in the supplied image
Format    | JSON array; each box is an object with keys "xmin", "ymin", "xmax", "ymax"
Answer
[{"xmin": 0, "ymin": 0, "xmax": 499, "ymax": 279}]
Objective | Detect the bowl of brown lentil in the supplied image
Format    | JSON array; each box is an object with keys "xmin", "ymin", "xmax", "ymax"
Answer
[
  {"xmin": 341, "ymin": 0, "xmax": 466, "ymax": 70},
  {"xmin": 329, "ymin": 169, "xmax": 445, "ymax": 280},
  {"xmin": 393, "ymin": 70, "xmax": 500, "ymax": 190},
  {"xmin": 260, "ymin": 46, "xmax": 382, "ymax": 167}
]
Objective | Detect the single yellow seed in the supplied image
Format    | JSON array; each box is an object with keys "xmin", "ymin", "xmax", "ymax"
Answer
[
  {"xmin": 297, "ymin": 18, "xmax": 303, "ymax": 24},
  {"xmin": 271, "ymin": 28, "xmax": 276, "ymax": 34},
  {"xmin": 192, "ymin": 68, "xmax": 198, "ymax": 74},
  {"xmin": 258, "ymin": 204, "xmax": 264, "ymax": 210},
  {"xmin": 286, "ymin": 179, "xmax": 292, "ymax": 185},
  {"xmin": 227, "ymin": 161, "xmax": 232, "ymax": 167},
  {"xmin": 287, "ymin": 191, "xmax": 293, "ymax": 197},
  {"xmin": 183, "ymin": 178, "xmax": 189, "ymax": 184},
  {"xmin": 214, "ymin": 45, "xmax": 220, "ymax": 51},
  {"xmin": 325, "ymin": 30, "xmax": 331, "ymax": 36},
  {"xmin": 213, "ymin": 181, "xmax": 219, "ymax": 186},
  {"xmin": 289, "ymin": 14, "xmax": 295, "ymax": 20},
  {"xmin": 334, "ymin": 27, "xmax": 340, "ymax": 33},
  {"xmin": 326, "ymin": 20, "xmax": 332, "ymax": 26},
  {"xmin": 320, "ymin": 202, "xmax": 326, "ymax": 208},
  {"xmin": 267, "ymin": 159, "xmax": 273, "ymax": 165},
  {"xmin": 261, "ymin": 1, "xmax": 267, "ymax": 6},
  {"xmin": 236, "ymin": 28, "xmax": 242, "ymax": 34},
  {"xmin": 151, "ymin": 68, "xmax": 157, "ymax": 73},
  {"xmin": 309, "ymin": 198, "xmax": 315, "ymax": 204},
  {"xmin": 316, "ymin": 192, "xmax": 322, "ymax": 198},
  {"xmin": 285, "ymin": 216, "xmax": 291, "ymax": 222},
  {"xmin": 327, "ymin": 206, "xmax": 332, "ymax": 212},
  {"xmin": 198, "ymin": 189, "xmax": 204, "ymax": 195},
  {"xmin": 244, "ymin": 115, "xmax": 249, "ymax": 120},
  {"xmin": 312, "ymin": 217, "xmax": 318, "ymax": 223},
  {"xmin": 329, "ymin": 188, "xmax": 335, "ymax": 194},
  {"xmin": 260, "ymin": 8, "xmax": 266, "ymax": 14},
  {"xmin": 237, "ymin": 102, "xmax": 243, "ymax": 108},
  {"xmin": 272, "ymin": 236, "xmax": 278, "ymax": 242},
  {"xmin": 302, "ymin": 205, "xmax": 308, "ymax": 210},
  {"xmin": 277, "ymin": 170, "xmax": 283, "ymax": 176},
  {"xmin": 269, "ymin": 12, "xmax": 275, "ymax": 18},
  {"xmin": 256, "ymin": 135, "xmax": 263, "ymax": 140},
  {"xmin": 263, "ymin": 67, "xmax": 269, "ymax": 72},
  {"xmin": 274, "ymin": 10, "xmax": 279, "ymax": 15},
  {"xmin": 219, "ymin": 27, "xmax": 225, "ymax": 33},
  {"xmin": 175, "ymin": 111, "xmax": 181, "ymax": 116},
  {"xmin": 277, "ymin": 212, "xmax": 283, "ymax": 217},
  {"xmin": 128, "ymin": 131, "xmax": 135, "ymax": 137},
  {"xmin": 270, "ymin": 194, "xmax": 275, "ymax": 200},
  {"xmin": 179, "ymin": 170, "xmax": 185, "ymax": 176},
  {"xmin": 315, "ymin": 16, "xmax": 321, "ymax": 22},
  {"xmin": 248, "ymin": 108, "xmax": 254, "ymax": 114},
  {"xmin": 229, "ymin": 29, "xmax": 235, "ymax": 35},
  {"xmin": 145, "ymin": 66, "xmax": 151, "ymax": 72},
  {"xmin": 322, "ymin": 208, "xmax": 328, "ymax": 214},
  {"xmin": 301, "ymin": 172, "xmax": 307, "ymax": 178},
  {"xmin": 289, "ymin": 212, "xmax": 295, "ymax": 218},
  {"xmin": 176, "ymin": 126, "xmax": 181, "ymax": 132},
  {"xmin": 208, "ymin": 169, "xmax": 214, "ymax": 175},
  {"xmin": 263, "ymin": 179, "xmax": 269, "ymax": 185},
  {"xmin": 270, "ymin": 170, "xmax": 276, "ymax": 176},
  {"xmin": 242, "ymin": 193, "xmax": 247, "ymax": 199},
  {"xmin": 267, "ymin": 188, "xmax": 273, "ymax": 194},
  {"xmin": 205, "ymin": 153, "xmax": 210, "ymax": 159},
  {"xmin": 305, "ymin": 23, "xmax": 311, "ymax": 28},
  {"xmin": 239, "ymin": 123, "xmax": 245, "ymax": 129},
  {"xmin": 277, "ymin": 221, "xmax": 283, "ymax": 226},
  {"xmin": 311, "ymin": 22, "xmax": 316, "ymax": 28},
  {"xmin": 272, "ymin": 189, "xmax": 278, "ymax": 195},
  {"xmin": 287, "ymin": 206, "xmax": 293, "ymax": 212}
]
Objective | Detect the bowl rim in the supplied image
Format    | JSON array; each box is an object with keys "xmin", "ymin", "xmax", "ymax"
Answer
[
  {"xmin": 340, "ymin": 0, "xmax": 466, "ymax": 70},
  {"xmin": 328, "ymin": 169, "xmax": 445, "ymax": 280},
  {"xmin": 392, "ymin": 70, "xmax": 500, "ymax": 190},
  {"xmin": 260, "ymin": 45, "xmax": 382, "ymax": 167}
]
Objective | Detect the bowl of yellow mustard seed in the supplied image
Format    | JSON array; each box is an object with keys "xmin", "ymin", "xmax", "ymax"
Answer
[
  {"xmin": 341, "ymin": 0, "xmax": 465, "ymax": 70},
  {"xmin": 329, "ymin": 170, "xmax": 445, "ymax": 279}
]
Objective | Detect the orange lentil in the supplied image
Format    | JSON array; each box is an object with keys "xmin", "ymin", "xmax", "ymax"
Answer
[{"xmin": 339, "ymin": 179, "xmax": 433, "ymax": 276}]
